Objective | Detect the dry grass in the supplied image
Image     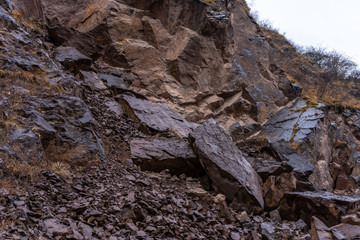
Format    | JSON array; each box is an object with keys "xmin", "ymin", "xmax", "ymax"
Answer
[
  {"xmin": 9, "ymin": 10, "xmax": 45, "ymax": 34},
  {"xmin": 259, "ymin": 27, "xmax": 360, "ymax": 110},
  {"xmin": 0, "ymin": 69, "xmax": 38, "ymax": 84},
  {"xmin": 289, "ymin": 123, "xmax": 299, "ymax": 143},
  {"xmin": 46, "ymin": 162, "xmax": 71, "ymax": 176},
  {"xmin": 0, "ymin": 69, "xmax": 64, "ymax": 94},
  {"xmin": 4, "ymin": 158, "xmax": 72, "ymax": 182},
  {"xmin": 289, "ymin": 142, "xmax": 299, "ymax": 150}
]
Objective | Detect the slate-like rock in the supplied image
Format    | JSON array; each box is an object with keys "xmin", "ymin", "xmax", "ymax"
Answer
[
  {"xmin": 120, "ymin": 94, "xmax": 198, "ymax": 138},
  {"xmin": 55, "ymin": 46, "xmax": 92, "ymax": 73},
  {"xmin": 258, "ymin": 99, "xmax": 325, "ymax": 143},
  {"xmin": 279, "ymin": 191, "xmax": 360, "ymax": 226},
  {"xmin": 130, "ymin": 138, "xmax": 203, "ymax": 176},
  {"xmin": 189, "ymin": 119, "xmax": 264, "ymax": 213},
  {"xmin": 23, "ymin": 95, "xmax": 105, "ymax": 166},
  {"xmin": 311, "ymin": 216, "xmax": 360, "ymax": 240},
  {"xmin": 270, "ymin": 141, "xmax": 314, "ymax": 177}
]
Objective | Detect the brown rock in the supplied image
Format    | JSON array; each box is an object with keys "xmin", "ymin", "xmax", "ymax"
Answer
[
  {"xmin": 55, "ymin": 47, "xmax": 92, "ymax": 73},
  {"xmin": 279, "ymin": 191, "xmax": 360, "ymax": 226},
  {"xmin": 263, "ymin": 173, "xmax": 297, "ymax": 209},
  {"xmin": 311, "ymin": 216, "xmax": 360, "ymax": 240}
]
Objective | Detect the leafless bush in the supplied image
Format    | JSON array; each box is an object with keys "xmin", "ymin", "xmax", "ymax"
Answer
[{"xmin": 301, "ymin": 47, "xmax": 359, "ymax": 98}]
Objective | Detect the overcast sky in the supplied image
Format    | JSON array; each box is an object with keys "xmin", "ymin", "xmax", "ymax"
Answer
[{"xmin": 246, "ymin": 0, "xmax": 360, "ymax": 66}]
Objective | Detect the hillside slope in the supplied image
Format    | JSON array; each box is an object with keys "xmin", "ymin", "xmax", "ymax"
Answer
[{"xmin": 1, "ymin": 0, "xmax": 360, "ymax": 239}]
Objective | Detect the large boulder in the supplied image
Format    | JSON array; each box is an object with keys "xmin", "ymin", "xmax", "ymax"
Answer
[{"xmin": 189, "ymin": 119, "xmax": 264, "ymax": 213}]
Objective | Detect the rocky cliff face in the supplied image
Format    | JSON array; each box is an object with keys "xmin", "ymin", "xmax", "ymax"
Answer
[{"xmin": 1, "ymin": 0, "xmax": 360, "ymax": 239}]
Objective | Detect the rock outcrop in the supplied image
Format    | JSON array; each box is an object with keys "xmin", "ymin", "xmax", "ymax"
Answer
[{"xmin": 1, "ymin": 0, "xmax": 360, "ymax": 238}]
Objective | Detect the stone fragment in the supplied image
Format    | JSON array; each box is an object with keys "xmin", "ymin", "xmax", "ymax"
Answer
[
  {"xmin": 332, "ymin": 223, "xmax": 360, "ymax": 239},
  {"xmin": 43, "ymin": 218, "xmax": 71, "ymax": 237},
  {"xmin": 99, "ymin": 73, "xmax": 128, "ymax": 92},
  {"xmin": 261, "ymin": 222, "xmax": 275, "ymax": 240},
  {"xmin": 214, "ymin": 194, "xmax": 226, "ymax": 204},
  {"xmin": 269, "ymin": 209, "xmax": 282, "ymax": 223},
  {"xmin": 310, "ymin": 216, "xmax": 334, "ymax": 240},
  {"xmin": 263, "ymin": 173, "xmax": 297, "ymax": 209},
  {"xmin": 259, "ymin": 99, "xmax": 325, "ymax": 143},
  {"xmin": 190, "ymin": 119, "xmax": 264, "ymax": 212}
]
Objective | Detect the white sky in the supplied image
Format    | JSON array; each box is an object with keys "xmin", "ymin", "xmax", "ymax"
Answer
[{"xmin": 246, "ymin": 0, "xmax": 360, "ymax": 66}]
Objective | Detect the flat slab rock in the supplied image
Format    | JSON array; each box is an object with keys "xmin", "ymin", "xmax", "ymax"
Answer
[
  {"xmin": 130, "ymin": 138, "xmax": 203, "ymax": 176},
  {"xmin": 279, "ymin": 191, "xmax": 360, "ymax": 226},
  {"xmin": 189, "ymin": 119, "xmax": 264, "ymax": 213},
  {"xmin": 120, "ymin": 94, "xmax": 198, "ymax": 138}
]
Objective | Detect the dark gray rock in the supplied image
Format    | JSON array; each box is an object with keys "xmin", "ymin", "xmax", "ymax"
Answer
[
  {"xmin": 270, "ymin": 141, "xmax": 314, "ymax": 177},
  {"xmin": 120, "ymin": 94, "xmax": 198, "ymax": 138},
  {"xmin": 279, "ymin": 191, "xmax": 360, "ymax": 226},
  {"xmin": 10, "ymin": 128, "xmax": 39, "ymax": 148},
  {"xmin": 189, "ymin": 119, "xmax": 264, "ymax": 213},
  {"xmin": 55, "ymin": 47, "xmax": 92, "ymax": 73},
  {"xmin": 22, "ymin": 95, "xmax": 105, "ymax": 166},
  {"xmin": 0, "ymin": 5, "xmax": 19, "ymax": 30},
  {"xmin": 99, "ymin": 73, "xmax": 128, "ymax": 93},
  {"xmin": 130, "ymin": 138, "xmax": 203, "ymax": 176},
  {"xmin": 258, "ymin": 99, "xmax": 325, "ymax": 143},
  {"xmin": 79, "ymin": 71, "xmax": 108, "ymax": 91}
]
